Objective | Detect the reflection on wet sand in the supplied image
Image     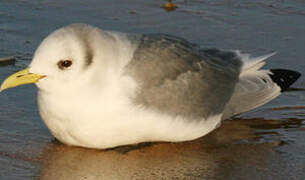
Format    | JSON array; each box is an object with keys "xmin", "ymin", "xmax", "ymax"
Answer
[{"xmin": 38, "ymin": 119, "xmax": 288, "ymax": 180}]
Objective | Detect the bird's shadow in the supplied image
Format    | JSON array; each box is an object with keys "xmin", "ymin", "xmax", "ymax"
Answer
[{"xmin": 51, "ymin": 138, "xmax": 158, "ymax": 154}]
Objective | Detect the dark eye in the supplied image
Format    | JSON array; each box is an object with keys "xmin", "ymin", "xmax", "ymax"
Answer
[{"xmin": 57, "ymin": 60, "xmax": 72, "ymax": 70}]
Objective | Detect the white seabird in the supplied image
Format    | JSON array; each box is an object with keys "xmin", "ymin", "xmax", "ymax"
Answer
[{"xmin": 0, "ymin": 24, "xmax": 301, "ymax": 149}]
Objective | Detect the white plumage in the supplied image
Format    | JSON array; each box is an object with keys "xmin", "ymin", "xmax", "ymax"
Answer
[{"xmin": 5, "ymin": 24, "xmax": 298, "ymax": 149}]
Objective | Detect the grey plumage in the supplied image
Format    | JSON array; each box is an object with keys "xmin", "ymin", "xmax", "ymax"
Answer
[
  {"xmin": 124, "ymin": 34, "xmax": 301, "ymax": 121},
  {"xmin": 125, "ymin": 34, "xmax": 242, "ymax": 119}
]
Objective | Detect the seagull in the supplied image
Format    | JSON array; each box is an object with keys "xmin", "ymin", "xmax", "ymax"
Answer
[{"xmin": 0, "ymin": 24, "xmax": 301, "ymax": 149}]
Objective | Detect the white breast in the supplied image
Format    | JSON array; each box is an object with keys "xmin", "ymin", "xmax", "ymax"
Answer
[{"xmin": 37, "ymin": 74, "xmax": 222, "ymax": 149}]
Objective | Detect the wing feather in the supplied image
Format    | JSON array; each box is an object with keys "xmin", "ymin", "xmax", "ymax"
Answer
[{"xmin": 126, "ymin": 34, "xmax": 242, "ymax": 119}]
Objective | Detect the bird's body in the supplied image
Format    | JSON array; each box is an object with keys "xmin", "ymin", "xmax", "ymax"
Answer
[{"xmin": 1, "ymin": 24, "xmax": 301, "ymax": 149}]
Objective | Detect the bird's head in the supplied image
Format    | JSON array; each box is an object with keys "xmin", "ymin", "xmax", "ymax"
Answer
[{"xmin": 1, "ymin": 24, "xmax": 117, "ymax": 93}]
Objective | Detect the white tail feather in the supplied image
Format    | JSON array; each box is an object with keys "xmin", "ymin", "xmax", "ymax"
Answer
[
  {"xmin": 237, "ymin": 51, "xmax": 277, "ymax": 74},
  {"xmin": 222, "ymin": 51, "xmax": 281, "ymax": 120}
]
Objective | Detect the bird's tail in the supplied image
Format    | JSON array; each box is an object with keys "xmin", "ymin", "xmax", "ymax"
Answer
[{"xmin": 222, "ymin": 52, "xmax": 301, "ymax": 120}]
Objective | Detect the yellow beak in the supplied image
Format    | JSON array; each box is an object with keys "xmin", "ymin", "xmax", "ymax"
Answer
[{"xmin": 0, "ymin": 68, "xmax": 46, "ymax": 92}]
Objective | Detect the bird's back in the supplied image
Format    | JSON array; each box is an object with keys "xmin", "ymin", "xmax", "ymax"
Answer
[{"xmin": 125, "ymin": 34, "xmax": 242, "ymax": 119}]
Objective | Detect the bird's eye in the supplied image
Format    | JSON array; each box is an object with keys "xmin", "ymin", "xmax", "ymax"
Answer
[{"xmin": 57, "ymin": 60, "xmax": 73, "ymax": 70}]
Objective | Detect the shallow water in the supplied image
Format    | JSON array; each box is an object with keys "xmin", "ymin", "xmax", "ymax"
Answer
[{"xmin": 0, "ymin": 0, "xmax": 305, "ymax": 179}]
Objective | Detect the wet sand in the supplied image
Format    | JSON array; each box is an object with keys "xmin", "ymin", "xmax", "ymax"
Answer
[{"xmin": 0, "ymin": 0, "xmax": 305, "ymax": 179}]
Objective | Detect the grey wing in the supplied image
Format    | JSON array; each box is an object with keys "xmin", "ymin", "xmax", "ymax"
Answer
[{"xmin": 125, "ymin": 34, "xmax": 242, "ymax": 119}]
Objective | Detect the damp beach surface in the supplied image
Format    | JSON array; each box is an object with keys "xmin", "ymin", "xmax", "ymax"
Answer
[{"xmin": 0, "ymin": 0, "xmax": 305, "ymax": 179}]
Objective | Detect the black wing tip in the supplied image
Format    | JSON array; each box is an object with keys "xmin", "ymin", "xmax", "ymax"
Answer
[{"xmin": 269, "ymin": 69, "xmax": 301, "ymax": 92}]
